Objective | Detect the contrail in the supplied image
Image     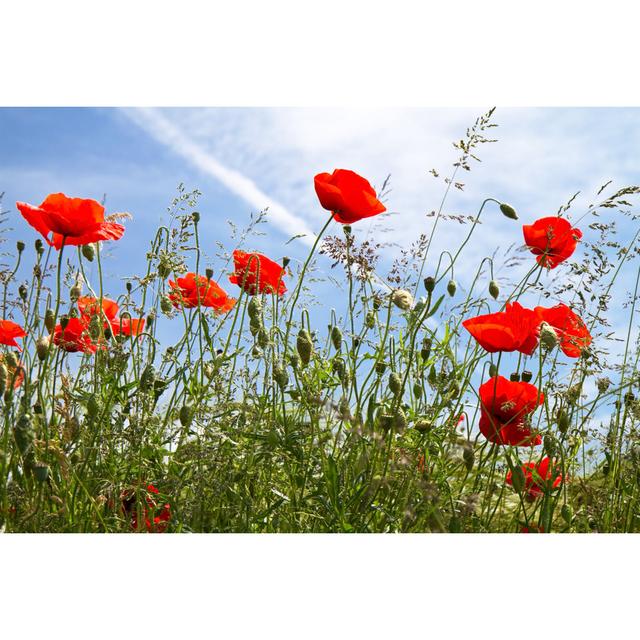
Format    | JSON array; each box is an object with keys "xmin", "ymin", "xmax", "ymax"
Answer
[{"xmin": 122, "ymin": 108, "xmax": 316, "ymax": 246}]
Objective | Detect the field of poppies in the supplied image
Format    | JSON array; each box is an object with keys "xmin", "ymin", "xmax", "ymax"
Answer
[{"xmin": 2, "ymin": 116, "xmax": 640, "ymax": 533}]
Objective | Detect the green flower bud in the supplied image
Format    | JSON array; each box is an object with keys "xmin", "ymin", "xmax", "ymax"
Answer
[
  {"xmin": 388, "ymin": 372, "xmax": 402, "ymax": 396},
  {"xmin": 70, "ymin": 284, "xmax": 82, "ymax": 301},
  {"xmin": 18, "ymin": 283, "xmax": 27, "ymax": 301},
  {"xmin": 273, "ymin": 362, "xmax": 289, "ymax": 390},
  {"xmin": 421, "ymin": 337, "xmax": 432, "ymax": 362},
  {"xmin": 160, "ymin": 295, "xmax": 173, "ymax": 314},
  {"xmin": 413, "ymin": 382, "xmax": 423, "ymax": 399},
  {"xmin": 365, "ymin": 311, "xmax": 376, "ymax": 329},
  {"xmin": 544, "ymin": 434, "xmax": 556, "ymax": 457},
  {"xmin": 296, "ymin": 329, "xmax": 313, "ymax": 366},
  {"xmin": 424, "ymin": 277, "xmax": 436, "ymax": 293},
  {"xmin": 488, "ymin": 363, "xmax": 498, "ymax": 377},
  {"xmin": 81, "ymin": 243, "xmax": 95, "ymax": 262},
  {"xmin": 561, "ymin": 504, "xmax": 573, "ymax": 524},
  {"xmin": 539, "ymin": 322, "xmax": 558, "ymax": 351},
  {"xmin": 16, "ymin": 241, "xmax": 25, "ymax": 253},
  {"xmin": 33, "ymin": 462, "xmax": 50, "ymax": 482},
  {"xmin": 179, "ymin": 404, "xmax": 195, "ymax": 428},
  {"xmin": 499, "ymin": 203, "xmax": 518, "ymax": 220},
  {"xmin": 45, "ymin": 308, "xmax": 55, "ymax": 333},
  {"xmin": 14, "ymin": 414, "xmax": 35, "ymax": 458},
  {"xmin": 596, "ymin": 377, "xmax": 611, "ymax": 394},
  {"xmin": 140, "ymin": 365, "xmax": 157, "ymax": 391},
  {"xmin": 257, "ymin": 327, "xmax": 270, "ymax": 349},
  {"xmin": 192, "ymin": 211, "xmax": 200, "ymax": 224},
  {"xmin": 511, "ymin": 465, "xmax": 526, "ymax": 493},
  {"xmin": 447, "ymin": 280, "xmax": 457, "ymax": 297},
  {"xmin": 87, "ymin": 395, "xmax": 100, "ymax": 418},
  {"xmin": 375, "ymin": 361, "xmax": 387, "ymax": 376},
  {"xmin": 205, "ymin": 267, "xmax": 213, "ymax": 280},
  {"xmin": 35, "ymin": 239, "xmax": 45, "ymax": 255},
  {"xmin": 414, "ymin": 419, "xmax": 433, "ymax": 433},
  {"xmin": 395, "ymin": 407, "xmax": 407, "ymax": 432},
  {"xmin": 557, "ymin": 410, "xmax": 570, "ymax": 435},
  {"xmin": 0, "ymin": 363, "xmax": 7, "ymax": 395},
  {"xmin": 332, "ymin": 357, "xmax": 346, "ymax": 381},
  {"xmin": 392, "ymin": 289, "xmax": 414, "ymax": 311},
  {"xmin": 463, "ymin": 446, "xmax": 474, "ymax": 472},
  {"xmin": 248, "ymin": 297, "xmax": 263, "ymax": 322},
  {"xmin": 331, "ymin": 326, "xmax": 342, "ymax": 351},
  {"xmin": 489, "ymin": 280, "xmax": 500, "ymax": 300}
]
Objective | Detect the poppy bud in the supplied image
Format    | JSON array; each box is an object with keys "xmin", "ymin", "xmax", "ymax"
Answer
[
  {"xmin": 424, "ymin": 277, "xmax": 436, "ymax": 293},
  {"xmin": 87, "ymin": 395, "xmax": 100, "ymax": 418},
  {"xmin": 88, "ymin": 315, "xmax": 101, "ymax": 340},
  {"xmin": 331, "ymin": 326, "xmax": 342, "ymax": 351},
  {"xmin": 14, "ymin": 413, "xmax": 34, "ymax": 458},
  {"xmin": 510, "ymin": 372, "xmax": 520, "ymax": 382},
  {"xmin": 257, "ymin": 327, "xmax": 270, "ymax": 349},
  {"xmin": 251, "ymin": 345, "xmax": 262, "ymax": 359},
  {"xmin": 192, "ymin": 211, "xmax": 200, "ymax": 223},
  {"xmin": 179, "ymin": 404, "xmax": 195, "ymax": 428},
  {"xmin": 36, "ymin": 336, "xmax": 50, "ymax": 361},
  {"xmin": 521, "ymin": 370, "xmax": 533, "ymax": 383},
  {"xmin": 296, "ymin": 329, "xmax": 313, "ymax": 366},
  {"xmin": 395, "ymin": 407, "xmax": 407, "ymax": 432},
  {"xmin": 596, "ymin": 377, "xmax": 611, "ymax": 394},
  {"xmin": 282, "ymin": 256, "xmax": 290, "ymax": 268},
  {"xmin": 248, "ymin": 297, "xmax": 263, "ymax": 322},
  {"xmin": 205, "ymin": 267, "xmax": 213, "ymax": 280},
  {"xmin": 448, "ymin": 381, "xmax": 460, "ymax": 398},
  {"xmin": 561, "ymin": 504, "xmax": 573, "ymax": 524},
  {"xmin": 392, "ymin": 289, "xmax": 414, "ymax": 311},
  {"xmin": 146, "ymin": 312, "xmax": 155, "ymax": 331},
  {"xmin": 332, "ymin": 357, "xmax": 346, "ymax": 381},
  {"xmin": 377, "ymin": 412, "xmax": 394, "ymax": 432},
  {"xmin": 81, "ymin": 243, "xmax": 95, "ymax": 262},
  {"xmin": 365, "ymin": 311, "xmax": 376, "ymax": 329},
  {"xmin": 413, "ymin": 382, "xmax": 423, "ymax": 399},
  {"xmin": 160, "ymin": 295, "xmax": 173, "ymax": 315},
  {"xmin": 488, "ymin": 363, "xmax": 498, "ymax": 377},
  {"xmin": 539, "ymin": 322, "xmax": 558, "ymax": 351},
  {"xmin": 0, "ymin": 364, "xmax": 7, "ymax": 395},
  {"xmin": 557, "ymin": 410, "xmax": 569, "ymax": 434},
  {"xmin": 45, "ymin": 308, "xmax": 55, "ymax": 333},
  {"xmin": 375, "ymin": 361, "xmax": 387, "ymax": 376},
  {"xmin": 273, "ymin": 362, "xmax": 288, "ymax": 390},
  {"xmin": 544, "ymin": 434, "xmax": 556, "ymax": 457},
  {"xmin": 33, "ymin": 462, "xmax": 49, "ymax": 482},
  {"xmin": 447, "ymin": 280, "xmax": 457, "ymax": 297},
  {"xmin": 421, "ymin": 337, "xmax": 432, "ymax": 361},
  {"xmin": 463, "ymin": 446, "xmax": 474, "ymax": 472},
  {"xmin": 18, "ymin": 284, "xmax": 27, "ymax": 301},
  {"xmin": 414, "ymin": 419, "xmax": 433, "ymax": 433},
  {"xmin": 70, "ymin": 284, "xmax": 82, "ymax": 301},
  {"xmin": 5, "ymin": 352, "xmax": 18, "ymax": 369},
  {"xmin": 388, "ymin": 372, "xmax": 402, "ymax": 396},
  {"xmin": 16, "ymin": 241, "xmax": 25, "ymax": 253},
  {"xmin": 35, "ymin": 239, "xmax": 44, "ymax": 255},
  {"xmin": 372, "ymin": 296, "xmax": 382, "ymax": 311},
  {"xmin": 139, "ymin": 365, "xmax": 156, "ymax": 391},
  {"xmin": 126, "ymin": 282, "xmax": 132, "ymax": 293},
  {"xmin": 499, "ymin": 203, "xmax": 519, "ymax": 220},
  {"xmin": 343, "ymin": 225, "xmax": 352, "ymax": 236},
  {"xmin": 511, "ymin": 465, "xmax": 526, "ymax": 493},
  {"xmin": 249, "ymin": 316, "xmax": 262, "ymax": 337},
  {"xmin": 489, "ymin": 280, "xmax": 500, "ymax": 300},
  {"xmin": 289, "ymin": 353, "xmax": 300, "ymax": 370}
]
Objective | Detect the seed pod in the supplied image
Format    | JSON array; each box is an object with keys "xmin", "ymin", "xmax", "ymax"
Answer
[
  {"xmin": 257, "ymin": 327, "xmax": 270, "ymax": 349},
  {"xmin": 365, "ymin": 311, "xmax": 376, "ymax": 329},
  {"xmin": 248, "ymin": 297, "xmax": 263, "ymax": 322},
  {"xmin": 331, "ymin": 326, "xmax": 342, "ymax": 351},
  {"xmin": 388, "ymin": 372, "xmax": 402, "ymax": 396},
  {"xmin": 557, "ymin": 411, "xmax": 570, "ymax": 435},
  {"xmin": 421, "ymin": 337, "xmax": 432, "ymax": 362},
  {"xmin": 510, "ymin": 372, "xmax": 520, "ymax": 382},
  {"xmin": 18, "ymin": 284, "xmax": 28, "ymax": 301},
  {"xmin": 14, "ymin": 414, "xmax": 35, "ymax": 458},
  {"xmin": 192, "ymin": 211, "xmax": 200, "ymax": 224},
  {"xmin": 16, "ymin": 241, "xmax": 25, "ymax": 253},
  {"xmin": 499, "ymin": 203, "xmax": 519, "ymax": 220},
  {"xmin": 447, "ymin": 280, "xmax": 457, "ymax": 297},
  {"xmin": 139, "ymin": 365, "xmax": 156, "ymax": 391},
  {"xmin": 511, "ymin": 465, "xmax": 526, "ymax": 493},
  {"xmin": 179, "ymin": 404, "xmax": 195, "ymax": 428},
  {"xmin": 392, "ymin": 289, "xmax": 414, "ymax": 311},
  {"xmin": 423, "ymin": 277, "xmax": 436, "ymax": 293},
  {"xmin": 395, "ymin": 407, "xmax": 407, "ymax": 432},
  {"xmin": 521, "ymin": 370, "xmax": 533, "ymax": 383},
  {"xmin": 375, "ymin": 361, "xmax": 386, "ymax": 376},
  {"xmin": 45, "ymin": 308, "xmax": 55, "ymax": 333},
  {"xmin": 273, "ymin": 362, "xmax": 289, "ymax": 390},
  {"xmin": 463, "ymin": 446, "xmax": 474, "ymax": 472},
  {"xmin": 561, "ymin": 504, "xmax": 573, "ymax": 525},
  {"xmin": 414, "ymin": 419, "xmax": 433, "ymax": 433},
  {"xmin": 81, "ymin": 243, "xmax": 95, "ymax": 262},
  {"xmin": 413, "ymin": 382, "xmax": 423, "ymax": 399},
  {"xmin": 160, "ymin": 295, "xmax": 173, "ymax": 314},
  {"xmin": 296, "ymin": 329, "xmax": 313, "ymax": 366},
  {"xmin": 33, "ymin": 462, "xmax": 49, "ymax": 483},
  {"xmin": 35, "ymin": 238, "xmax": 45, "ymax": 254},
  {"xmin": 489, "ymin": 280, "xmax": 500, "ymax": 300}
]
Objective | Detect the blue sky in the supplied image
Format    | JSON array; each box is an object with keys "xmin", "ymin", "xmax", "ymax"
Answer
[{"xmin": 2, "ymin": 107, "xmax": 640, "ymax": 365}]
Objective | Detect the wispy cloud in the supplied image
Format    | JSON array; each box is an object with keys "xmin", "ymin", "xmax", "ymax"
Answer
[{"xmin": 122, "ymin": 107, "xmax": 316, "ymax": 246}]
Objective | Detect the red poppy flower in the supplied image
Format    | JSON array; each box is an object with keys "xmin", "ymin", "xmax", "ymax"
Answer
[
  {"xmin": 534, "ymin": 304, "xmax": 591, "ymax": 358},
  {"xmin": 0, "ymin": 354, "xmax": 25, "ymax": 389},
  {"xmin": 228, "ymin": 250, "xmax": 287, "ymax": 296},
  {"xmin": 506, "ymin": 456, "xmax": 563, "ymax": 500},
  {"xmin": 314, "ymin": 169, "xmax": 386, "ymax": 224},
  {"xmin": 169, "ymin": 273, "xmax": 237, "ymax": 312},
  {"xmin": 123, "ymin": 484, "xmax": 171, "ymax": 533},
  {"xmin": 52, "ymin": 317, "xmax": 97, "ymax": 353},
  {"xmin": 77, "ymin": 296, "xmax": 145, "ymax": 337},
  {"xmin": 462, "ymin": 302, "xmax": 539, "ymax": 355},
  {"xmin": 0, "ymin": 320, "xmax": 27, "ymax": 350},
  {"xmin": 520, "ymin": 525, "xmax": 545, "ymax": 533},
  {"xmin": 16, "ymin": 193, "xmax": 125, "ymax": 250},
  {"xmin": 478, "ymin": 376, "xmax": 544, "ymax": 446},
  {"xmin": 522, "ymin": 216, "xmax": 582, "ymax": 269}
]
